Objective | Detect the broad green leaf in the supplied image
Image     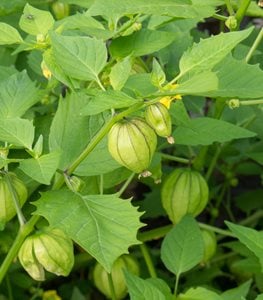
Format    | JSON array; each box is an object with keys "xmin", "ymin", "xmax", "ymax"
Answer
[
  {"xmin": 19, "ymin": 3, "xmax": 55, "ymax": 35},
  {"xmin": 0, "ymin": 118, "xmax": 34, "ymax": 149},
  {"xmin": 173, "ymin": 117, "xmax": 256, "ymax": 146},
  {"xmin": 81, "ymin": 90, "xmax": 141, "ymax": 116},
  {"xmin": 0, "ymin": 66, "xmax": 17, "ymax": 81},
  {"xmin": 151, "ymin": 58, "xmax": 166, "ymax": 87},
  {"xmin": 209, "ymin": 55, "xmax": 263, "ymax": 99},
  {"xmin": 173, "ymin": 71, "xmax": 218, "ymax": 96},
  {"xmin": 0, "ymin": 22, "xmax": 23, "ymax": 45},
  {"xmin": 56, "ymin": 12, "xmax": 111, "ymax": 40},
  {"xmin": 43, "ymin": 49, "xmax": 79, "ymax": 90},
  {"xmin": 125, "ymin": 271, "xmax": 173, "ymax": 300},
  {"xmin": 49, "ymin": 93, "xmax": 106, "ymax": 169},
  {"xmin": 19, "ymin": 152, "xmax": 60, "ymax": 185},
  {"xmin": 247, "ymin": 152, "xmax": 263, "ymax": 165},
  {"xmin": 0, "ymin": 71, "xmax": 43, "ymax": 118},
  {"xmin": 256, "ymin": 295, "xmax": 263, "ymax": 300},
  {"xmin": 34, "ymin": 190, "xmax": 143, "ymax": 272},
  {"xmin": 110, "ymin": 29, "xmax": 175, "ymax": 58},
  {"xmin": 221, "ymin": 280, "xmax": 252, "ymax": 300},
  {"xmin": 179, "ymin": 28, "xmax": 253, "ymax": 77},
  {"xmin": 170, "ymin": 100, "xmax": 191, "ymax": 127},
  {"xmin": 124, "ymin": 74, "xmax": 158, "ymax": 97},
  {"xmin": 177, "ymin": 287, "xmax": 223, "ymax": 300},
  {"xmin": 50, "ymin": 32, "xmax": 107, "ymax": 82},
  {"xmin": 226, "ymin": 221, "xmax": 263, "ymax": 269},
  {"xmin": 110, "ymin": 57, "xmax": 132, "ymax": 90},
  {"xmin": 74, "ymin": 137, "xmax": 120, "ymax": 176},
  {"xmin": 160, "ymin": 215, "xmax": 204, "ymax": 276},
  {"xmin": 88, "ymin": 0, "xmax": 222, "ymax": 22}
]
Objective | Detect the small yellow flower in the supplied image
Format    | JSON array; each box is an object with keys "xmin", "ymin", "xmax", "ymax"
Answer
[
  {"xmin": 41, "ymin": 60, "xmax": 52, "ymax": 80},
  {"xmin": 159, "ymin": 84, "xmax": 182, "ymax": 109}
]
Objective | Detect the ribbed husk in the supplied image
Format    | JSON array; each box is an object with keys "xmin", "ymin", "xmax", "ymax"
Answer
[
  {"xmin": 161, "ymin": 168, "xmax": 209, "ymax": 224},
  {"xmin": 145, "ymin": 102, "xmax": 172, "ymax": 138},
  {"xmin": 201, "ymin": 229, "xmax": 217, "ymax": 263},
  {"xmin": 108, "ymin": 117, "xmax": 157, "ymax": 174},
  {"xmin": 18, "ymin": 227, "xmax": 74, "ymax": 281},
  {"xmin": 0, "ymin": 172, "xmax": 27, "ymax": 223},
  {"xmin": 93, "ymin": 255, "xmax": 140, "ymax": 299}
]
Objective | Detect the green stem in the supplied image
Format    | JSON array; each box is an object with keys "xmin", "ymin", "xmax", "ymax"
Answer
[
  {"xmin": 212, "ymin": 13, "xmax": 228, "ymax": 21},
  {"xmin": 246, "ymin": 28, "xmax": 263, "ymax": 63},
  {"xmin": 240, "ymin": 99, "xmax": 263, "ymax": 106},
  {"xmin": 224, "ymin": 0, "xmax": 235, "ymax": 15},
  {"xmin": 160, "ymin": 153, "xmax": 190, "ymax": 164},
  {"xmin": 6, "ymin": 275, "xmax": 14, "ymax": 300},
  {"xmin": 174, "ymin": 274, "xmax": 180, "ymax": 298},
  {"xmin": 235, "ymin": 0, "xmax": 252, "ymax": 28},
  {"xmin": 116, "ymin": 172, "xmax": 135, "ymax": 197},
  {"xmin": 107, "ymin": 273, "xmax": 117, "ymax": 300},
  {"xmin": 5, "ymin": 172, "xmax": 26, "ymax": 227},
  {"xmin": 0, "ymin": 215, "xmax": 40, "ymax": 284},
  {"xmin": 205, "ymin": 146, "xmax": 221, "ymax": 181},
  {"xmin": 198, "ymin": 222, "xmax": 235, "ymax": 237},
  {"xmin": 139, "ymin": 243, "xmax": 157, "ymax": 278},
  {"xmin": 239, "ymin": 210, "xmax": 263, "ymax": 226},
  {"xmin": 138, "ymin": 225, "xmax": 173, "ymax": 242}
]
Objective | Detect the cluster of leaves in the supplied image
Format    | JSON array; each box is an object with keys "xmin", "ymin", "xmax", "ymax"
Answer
[{"xmin": 0, "ymin": 0, "xmax": 263, "ymax": 299}]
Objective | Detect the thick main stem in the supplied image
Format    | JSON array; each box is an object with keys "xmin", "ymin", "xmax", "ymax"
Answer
[{"xmin": 0, "ymin": 215, "xmax": 40, "ymax": 284}]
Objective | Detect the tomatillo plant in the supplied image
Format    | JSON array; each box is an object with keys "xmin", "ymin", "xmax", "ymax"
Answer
[{"xmin": 0, "ymin": 1, "xmax": 263, "ymax": 299}]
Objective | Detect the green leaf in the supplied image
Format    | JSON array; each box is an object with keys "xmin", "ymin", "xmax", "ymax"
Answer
[
  {"xmin": 209, "ymin": 55, "xmax": 263, "ymax": 99},
  {"xmin": 74, "ymin": 137, "xmax": 120, "ymax": 176},
  {"xmin": 88, "ymin": 0, "xmax": 222, "ymax": 22},
  {"xmin": 124, "ymin": 74, "xmax": 158, "ymax": 97},
  {"xmin": 151, "ymin": 58, "xmax": 166, "ymax": 87},
  {"xmin": 125, "ymin": 271, "xmax": 173, "ymax": 300},
  {"xmin": 43, "ymin": 49, "xmax": 79, "ymax": 90},
  {"xmin": 0, "ymin": 22, "xmax": 23, "ymax": 45},
  {"xmin": 34, "ymin": 190, "xmax": 143, "ymax": 272},
  {"xmin": 49, "ymin": 93, "xmax": 105, "ymax": 169},
  {"xmin": 19, "ymin": 3, "xmax": 55, "ymax": 35},
  {"xmin": 81, "ymin": 90, "xmax": 141, "ymax": 116},
  {"xmin": 174, "ymin": 71, "xmax": 218, "ymax": 96},
  {"xmin": 221, "ymin": 280, "xmax": 252, "ymax": 300},
  {"xmin": 179, "ymin": 28, "xmax": 253, "ymax": 77},
  {"xmin": 256, "ymin": 295, "xmax": 263, "ymax": 300},
  {"xmin": 0, "ymin": 71, "xmax": 43, "ymax": 118},
  {"xmin": 226, "ymin": 221, "xmax": 263, "ymax": 270},
  {"xmin": 160, "ymin": 215, "xmax": 204, "ymax": 276},
  {"xmin": 246, "ymin": 152, "xmax": 263, "ymax": 165},
  {"xmin": 110, "ymin": 29, "xmax": 175, "ymax": 58},
  {"xmin": 19, "ymin": 152, "xmax": 61, "ymax": 185},
  {"xmin": 0, "ymin": 118, "xmax": 34, "ymax": 149},
  {"xmin": 177, "ymin": 287, "xmax": 223, "ymax": 300},
  {"xmin": 0, "ymin": 66, "xmax": 17, "ymax": 81},
  {"xmin": 173, "ymin": 117, "xmax": 256, "ymax": 146},
  {"xmin": 50, "ymin": 32, "xmax": 107, "ymax": 82},
  {"xmin": 110, "ymin": 57, "xmax": 132, "ymax": 90}
]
